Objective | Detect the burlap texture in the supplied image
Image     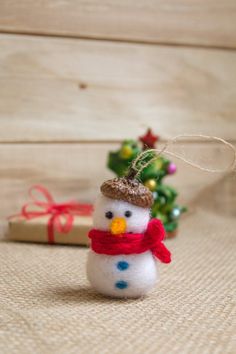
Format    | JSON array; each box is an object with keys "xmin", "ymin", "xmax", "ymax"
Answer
[{"xmin": 0, "ymin": 207, "xmax": 235, "ymax": 354}]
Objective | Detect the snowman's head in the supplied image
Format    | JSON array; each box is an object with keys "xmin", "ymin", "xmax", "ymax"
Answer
[{"xmin": 93, "ymin": 194, "xmax": 150, "ymax": 234}]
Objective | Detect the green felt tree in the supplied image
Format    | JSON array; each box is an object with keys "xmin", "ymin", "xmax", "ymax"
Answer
[{"xmin": 107, "ymin": 129, "xmax": 186, "ymax": 237}]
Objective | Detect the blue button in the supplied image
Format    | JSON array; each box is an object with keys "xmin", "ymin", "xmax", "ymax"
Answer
[
  {"xmin": 115, "ymin": 280, "xmax": 128, "ymax": 289},
  {"xmin": 117, "ymin": 261, "xmax": 129, "ymax": 271}
]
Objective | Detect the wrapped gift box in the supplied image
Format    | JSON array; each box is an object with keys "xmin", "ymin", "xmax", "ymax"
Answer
[
  {"xmin": 7, "ymin": 185, "xmax": 93, "ymax": 246},
  {"xmin": 7, "ymin": 215, "xmax": 92, "ymax": 246}
]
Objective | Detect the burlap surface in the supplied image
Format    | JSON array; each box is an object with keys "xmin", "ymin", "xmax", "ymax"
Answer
[{"xmin": 0, "ymin": 207, "xmax": 235, "ymax": 354}]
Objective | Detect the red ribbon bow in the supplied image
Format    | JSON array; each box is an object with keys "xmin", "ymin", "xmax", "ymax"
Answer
[{"xmin": 14, "ymin": 185, "xmax": 93, "ymax": 244}]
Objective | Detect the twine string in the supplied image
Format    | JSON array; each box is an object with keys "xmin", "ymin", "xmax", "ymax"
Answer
[{"xmin": 129, "ymin": 134, "xmax": 236, "ymax": 179}]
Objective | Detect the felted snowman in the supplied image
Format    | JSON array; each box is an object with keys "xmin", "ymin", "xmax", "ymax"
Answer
[{"xmin": 87, "ymin": 177, "xmax": 171, "ymax": 298}]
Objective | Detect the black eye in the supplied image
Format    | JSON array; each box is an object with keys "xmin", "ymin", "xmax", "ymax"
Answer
[
  {"xmin": 105, "ymin": 211, "xmax": 113, "ymax": 219},
  {"xmin": 124, "ymin": 210, "xmax": 132, "ymax": 218}
]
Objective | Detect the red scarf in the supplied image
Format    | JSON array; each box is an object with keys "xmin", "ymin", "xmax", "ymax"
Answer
[{"xmin": 88, "ymin": 218, "xmax": 171, "ymax": 263}]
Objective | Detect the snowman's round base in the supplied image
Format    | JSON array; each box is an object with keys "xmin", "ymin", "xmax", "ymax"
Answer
[{"xmin": 87, "ymin": 250, "xmax": 159, "ymax": 299}]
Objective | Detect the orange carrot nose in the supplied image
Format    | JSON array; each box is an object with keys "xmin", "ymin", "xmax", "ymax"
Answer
[{"xmin": 110, "ymin": 217, "xmax": 127, "ymax": 235}]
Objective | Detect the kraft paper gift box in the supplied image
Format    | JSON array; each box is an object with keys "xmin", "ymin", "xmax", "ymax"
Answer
[
  {"xmin": 7, "ymin": 185, "xmax": 93, "ymax": 246},
  {"xmin": 7, "ymin": 215, "xmax": 92, "ymax": 246}
]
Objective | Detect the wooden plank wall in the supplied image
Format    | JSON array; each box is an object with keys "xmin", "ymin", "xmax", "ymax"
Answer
[{"xmin": 0, "ymin": 1, "xmax": 236, "ymax": 224}]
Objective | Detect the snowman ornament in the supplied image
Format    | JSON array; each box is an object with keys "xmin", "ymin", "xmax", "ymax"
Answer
[{"xmin": 87, "ymin": 177, "xmax": 171, "ymax": 298}]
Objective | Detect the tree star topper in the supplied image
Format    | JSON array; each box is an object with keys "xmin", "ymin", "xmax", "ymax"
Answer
[{"xmin": 139, "ymin": 128, "xmax": 159, "ymax": 149}]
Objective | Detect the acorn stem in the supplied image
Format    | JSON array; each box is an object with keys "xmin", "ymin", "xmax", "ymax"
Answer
[{"xmin": 126, "ymin": 167, "xmax": 137, "ymax": 180}]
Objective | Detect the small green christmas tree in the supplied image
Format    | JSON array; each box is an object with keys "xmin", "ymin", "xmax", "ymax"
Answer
[{"xmin": 107, "ymin": 129, "xmax": 186, "ymax": 237}]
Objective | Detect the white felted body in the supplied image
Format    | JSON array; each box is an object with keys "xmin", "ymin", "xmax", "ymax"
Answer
[
  {"xmin": 87, "ymin": 194, "xmax": 159, "ymax": 298},
  {"xmin": 87, "ymin": 250, "xmax": 159, "ymax": 298}
]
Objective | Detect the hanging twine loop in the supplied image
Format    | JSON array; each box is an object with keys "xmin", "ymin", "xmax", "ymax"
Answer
[{"xmin": 127, "ymin": 134, "xmax": 236, "ymax": 180}]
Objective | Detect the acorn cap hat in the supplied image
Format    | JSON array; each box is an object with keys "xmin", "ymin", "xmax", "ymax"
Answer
[{"xmin": 100, "ymin": 177, "xmax": 153, "ymax": 208}]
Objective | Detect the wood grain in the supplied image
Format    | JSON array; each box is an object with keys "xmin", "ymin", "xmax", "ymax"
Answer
[
  {"xmin": 0, "ymin": 1, "xmax": 236, "ymax": 48},
  {"xmin": 1, "ymin": 34, "xmax": 236, "ymax": 143},
  {"xmin": 1, "ymin": 142, "xmax": 234, "ymax": 222}
]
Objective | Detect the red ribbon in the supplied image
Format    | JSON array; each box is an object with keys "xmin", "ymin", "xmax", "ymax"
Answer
[{"xmin": 11, "ymin": 185, "xmax": 93, "ymax": 244}]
